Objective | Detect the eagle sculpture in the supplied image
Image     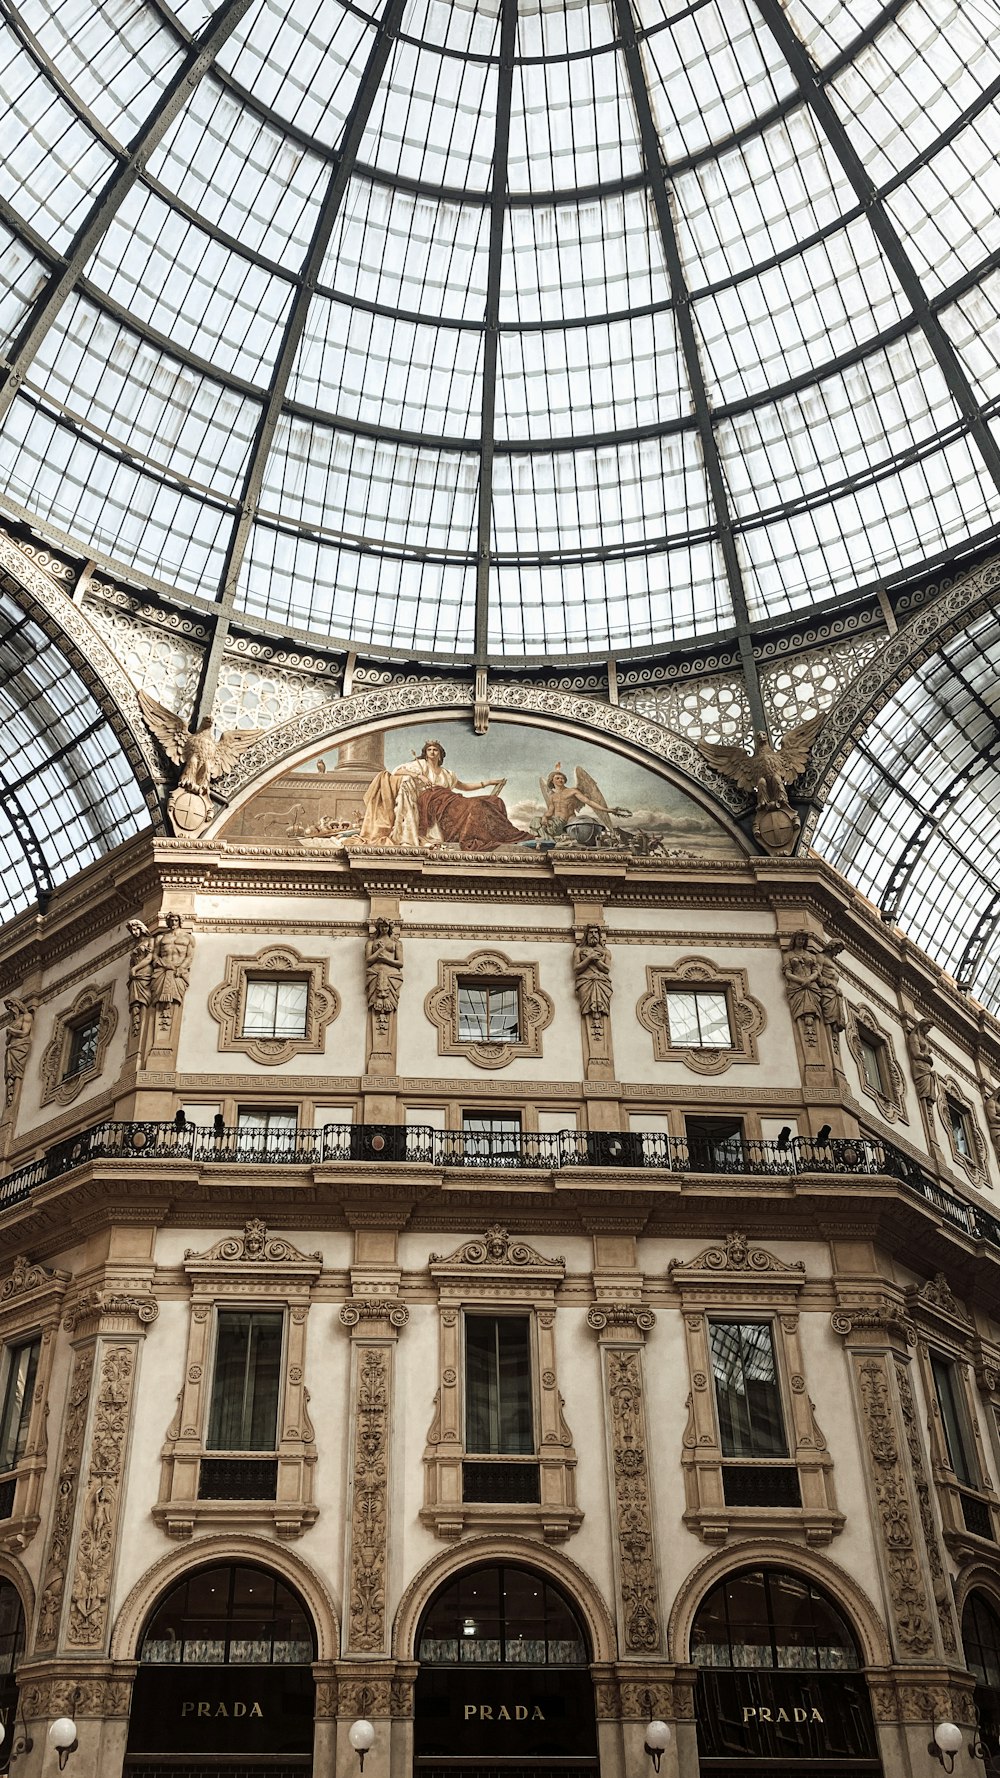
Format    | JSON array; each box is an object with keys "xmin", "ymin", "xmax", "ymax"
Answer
[
  {"xmin": 697, "ymin": 715, "xmax": 823, "ymax": 814},
  {"xmin": 137, "ymin": 691, "xmax": 262, "ymax": 793}
]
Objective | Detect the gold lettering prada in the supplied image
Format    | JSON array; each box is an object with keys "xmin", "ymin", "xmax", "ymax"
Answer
[
  {"xmin": 741, "ymin": 1707, "xmax": 824, "ymax": 1725},
  {"xmin": 463, "ymin": 1704, "xmax": 546, "ymax": 1721},
  {"xmin": 180, "ymin": 1701, "xmax": 265, "ymax": 1719}
]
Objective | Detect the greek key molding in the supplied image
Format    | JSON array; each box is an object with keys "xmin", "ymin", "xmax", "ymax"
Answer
[
  {"xmin": 637, "ymin": 956, "xmax": 765, "ymax": 1073},
  {"xmin": 207, "ymin": 943, "xmax": 340, "ymax": 1066}
]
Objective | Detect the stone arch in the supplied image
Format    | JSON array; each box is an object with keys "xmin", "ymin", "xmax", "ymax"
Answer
[
  {"xmin": 110, "ymin": 1535, "xmax": 339, "ymax": 1663},
  {"xmin": 667, "ymin": 1541, "xmax": 891, "ymax": 1669},
  {"xmin": 954, "ymin": 1562, "xmax": 1000, "ymax": 1634},
  {"xmin": 0, "ymin": 1551, "xmax": 34, "ymax": 1632},
  {"xmin": 393, "ymin": 1535, "xmax": 618, "ymax": 1665}
]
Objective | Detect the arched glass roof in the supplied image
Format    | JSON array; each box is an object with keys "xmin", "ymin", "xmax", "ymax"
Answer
[{"xmin": 1, "ymin": 0, "xmax": 999, "ymax": 664}]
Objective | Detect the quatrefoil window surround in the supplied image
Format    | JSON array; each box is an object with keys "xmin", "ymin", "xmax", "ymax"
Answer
[
  {"xmin": 425, "ymin": 950, "xmax": 553, "ymax": 1070},
  {"xmin": 208, "ymin": 944, "xmax": 340, "ymax": 1066}
]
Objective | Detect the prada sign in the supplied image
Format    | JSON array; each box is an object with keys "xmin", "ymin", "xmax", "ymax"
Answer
[
  {"xmin": 127, "ymin": 1666, "xmax": 314, "ymax": 1756},
  {"xmin": 696, "ymin": 1672, "xmax": 878, "ymax": 1764},
  {"xmin": 416, "ymin": 1669, "xmax": 597, "ymax": 1760}
]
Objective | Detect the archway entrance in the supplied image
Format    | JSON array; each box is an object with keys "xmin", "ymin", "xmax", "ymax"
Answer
[
  {"xmin": 962, "ymin": 1591, "xmax": 1000, "ymax": 1773},
  {"xmin": 0, "ymin": 1581, "xmax": 25, "ymax": 1774},
  {"xmin": 691, "ymin": 1568, "xmax": 881, "ymax": 1778},
  {"xmin": 415, "ymin": 1562, "xmax": 598, "ymax": 1778},
  {"xmin": 124, "ymin": 1562, "xmax": 316, "ymax": 1777}
]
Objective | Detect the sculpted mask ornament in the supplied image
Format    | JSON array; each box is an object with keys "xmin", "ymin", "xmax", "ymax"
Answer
[
  {"xmin": 698, "ymin": 715, "xmax": 823, "ymax": 854},
  {"xmin": 137, "ymin": 689, "xmax": 262, "ymax": 835},
  {"xmin": 2, "ymin": 993, "xmax": 37, "ymax": 1105}
]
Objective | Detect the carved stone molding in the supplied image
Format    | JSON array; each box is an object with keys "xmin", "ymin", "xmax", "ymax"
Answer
[
  {"xmin": 68, "ymin": 1344, "xmax": 137, "ymax": 1649},
  {"xmin": 39, "ymin": 982, "xmax": 118, "ymax": 1106},
  {"xmin": 907, "ymin": 1273, "xmax": 971, "ymax": 1341},
  {"xmin": 430, "ymin": 1228, "xmax": 564, "ymax": 1275},
  {"xmin": 844, "ymin": 1002, "xmax": 907, "ymax": 1122},
  {"xmin": 36, "ymin": 1345, "xmax": 96, "ymax": 1648},
  {"xmin": 425, "ymin": 950, "xmax": 553, "ymax": 1069},
  {"xmin": 831, "ymin": 1300, "xmax": 916, "ymax": 1348},
  {"xmin": 587, "ymin": 1303, "xmax": 656, "ymax": 1336},
  {"xmin": 938, "ymin": 1075, "xmax": 989, "ymax": 1186},
  {"xmin": 894, "ymin": 1359, "xmax": 958, "ymax": 1655},
  {"xmin": 207, "ymin": 943, "xmax": 340, "ymax": 1065},
  {"xmin": 18, "ymin": 1671, "xmax": 135, "ymax": 1722},
  {"xmin": 0, "ymin": 1256, "xmax": 70, "ymax": 1553},
  {"xmin": 0, "ymin": 1256, "xmax": 70, "ymax": 1303},
  {"xmin": 852, "ymin": 1354, "xmax": 934, "ymax": 1656},
  {"xmin": 347, "ymin": 1346, "xmax": 391, "ymax": 1653},
  {"xmin": 669, "ymin": 1232, "xmax": 804, "ymax": 1283},
  {"xmin": 637, "ymin": 956, "xmax": 764, "ymax": 1073},
  {"xmin": 605, "ymin": 1348, "xmax": 660, "ymax": 1653},
  {"xmin": 340, "ymin": 1298, "xmax": 410, "ymax": 1331},
  {"xmin": 184, "ymin": 1220, "xmax": 323, "ymax": 1268},
  {"xmin": 63, "ymin": 1290, "xmax": 158, "ymax": 1336}
]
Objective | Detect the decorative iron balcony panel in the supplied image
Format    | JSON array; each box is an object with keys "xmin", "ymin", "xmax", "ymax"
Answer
[
  {"xmin": 960, "ymin": 1490, "xmax": 995, "ymax": 1541},
  {"xmin": 198, "ymin": 1457, "xmax": 279, "ymax": 1500},
  {"xmin": 722, "ymin": 1465, "xmax": 802, "ymax": 1508},
  {"xmin": 462, "ymin": 1461, "xmax": 541, "ymax": 1504}
]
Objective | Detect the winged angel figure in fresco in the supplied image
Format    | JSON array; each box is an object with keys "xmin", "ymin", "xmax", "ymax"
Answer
[{"xmin": 535, "ymin": 763, "xmax": 632, "ymax": 844}]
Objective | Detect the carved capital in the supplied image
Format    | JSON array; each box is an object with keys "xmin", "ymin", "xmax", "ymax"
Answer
[
  {"xmin": 340, "ymin": 1298, "xmax": 410, "ymax": 1332},
  {"xmin": 587, "ymin": 1303, "xmax": 656, "ymax": 1337}
]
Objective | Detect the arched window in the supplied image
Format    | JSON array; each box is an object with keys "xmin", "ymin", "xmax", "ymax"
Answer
[
  {"xmin": 417, "ymin": 1563, "xmax": 589, "ymax": 1666},
  {"xmin": 140, "ymin": 1564, "xmax": 314, "ymax": 1666},
  {"xmin": 962, "ymin": 1592, "xmax": 1000, "ymax": 1756},
  {"xmin": 690, "ymin": 1569, "xmax": 877, "ymax": 1772},
  {"xmin": 0, "ymin": 1581, "xmax": 25, "ymax": 1774}
]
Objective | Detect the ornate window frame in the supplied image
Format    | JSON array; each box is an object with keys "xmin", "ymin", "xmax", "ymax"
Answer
[
  {"xmin": 0, "ymin": 1257, "xmax": 69, "ymax": 1551},
  {"xmin": 154, "ymin": 1220, "xmax": 322, "ymax": 1540},
  {"xmin": 207, "ymin": 944, "xmax": 339, "ymax": 1066},
  {"xmin": 425, "ymin": 951, "xmax": 553, "ymax": 1070},
  {"xmin": 39, "ymin": 982, "xmax": 118, "ymax": 1106},
  {"xmin": 421, "ymin": 1227, "xmax": 581, "ymax": 1542},
  {"xmin": 939, "ymin": 1078, "xmax": 989, "ymax": 1185},
  {"xmin": 908, "ymin": 1273, "xmax": 999, "ymax": 1557},
  {"xmin": 844, "ymin": 1002, "xmax": 907, "ymax": 1123},
  {"xmin": 636, "ymin": 956, "xmax": 764, "ymax": 1074},
  {"xmin": 668, "ymin": 1232, "xmax": 842, "ymax": 1545}
]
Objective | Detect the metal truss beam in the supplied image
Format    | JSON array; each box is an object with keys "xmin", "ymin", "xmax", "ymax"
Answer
[
  {"xmin": 0, "ymin": 767, "xmax": 54, "ymax": 905},
  {"xmin": 192, "ymin": 0, "xmax": 411, "ymax": 722}
]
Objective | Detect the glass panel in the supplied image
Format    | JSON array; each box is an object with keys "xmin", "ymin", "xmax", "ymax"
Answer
[
  {"xmin": 709, "ymin": 1321, "xmax": 787, "ymax": 1458},
  {"xmin": 931, "ymin": 1354, "xmax": 975, "ymax": 1487},
  {"xmin": 417, "ymin": 1564, "xmax": 589, "ymax": 1666},
  {"xmin": 691, "ymin": 1569, "xmax": 861, "ymax": 1670},
  {"xmin": 858, "ymin": 1032, "xmax": 885, "ymax": 1094},
  {"xmin": 0, "ymin": 1339, "xmax": 40, "ymax": 1472},
  {"xmin": 207, "ymin": 1312, "xmax": 283, "ymax": 1452},
  {"xmin": 458, "ymin": 984, "xmax": 520, "ymax": 1042},
  {"xmin": 243, "ymin": 978, "xmax": 308, "ymax": 1038},
  {"xmin": 465, "ymin": 1317, "xmax": 533, "ymax": 1455},
  {"xmin": 667, "ymin": 989, "xmax": 730, "ymax": 1047},
  {"xmin": 141, "ymin": 1564, "xmax": 313, "ymax": 1664},
  {"xmin": 947, "ymin": 1099, "xmax": 972, "ymax": 1157},
  {"xmin": 65, "ymin": 1014, "xmax": 100, "ymax": 1078}
]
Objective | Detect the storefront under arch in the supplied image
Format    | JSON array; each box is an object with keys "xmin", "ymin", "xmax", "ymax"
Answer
[
  {"xmin": 690, "ymin": 1567, "xmax": 882, "ymax": 1778},
  {"xmin": 414, "ymin": 1561, "xmax": 599, "ymax": 1778},
  {"xmin": 0, "ymin": 1579, "xmax": 25, "ymax": 1775},
  {"xmin": 123, "ymin": 1560, "xmax": 316, "ymax": 1778}
]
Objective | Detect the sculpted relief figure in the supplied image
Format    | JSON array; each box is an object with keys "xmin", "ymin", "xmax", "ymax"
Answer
[
  {"xmin": 358, "ymin": 738, "xmax": 525, "ymax": 852},
  {"xmin": 150, "ymin": 914, "xmax": 195, "ymax": 1034},
  {"xmin": 365, "ymin": 919, "xmax": 403, "ymax": 1029},
  {"xmin": 906, "ymin": 1018, "xmax": 940, "ymax": 1110},
  {"xmin": 137, "ymin": 690, "xmax": 262, "ymax": 835},
  {"xmin": 3, "ymin": 994, "xmax": 37, "ymax": 1106},
  {"xmin": 125, "ymin": 919, "xmax": 155, "ymax": 1037},
  {"xmin": 984, "ymin": 1085, "xmax": 1000, "ymax": 1160},
  {"xmin": 698, "ymin": 715, "xmax": 823, "ymax": 854},
  {"xmin": 573, "ymin": 925, "xmax": 613, "ymax": 1027},
  {"xmin": 781, "ymin": 932, "xmax": 824, "ymax": 1047}
]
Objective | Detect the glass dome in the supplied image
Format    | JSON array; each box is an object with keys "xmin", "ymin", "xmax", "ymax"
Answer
[{"xmin": 1, "ymin": 0, "xmax": 998, "ymax": 664}]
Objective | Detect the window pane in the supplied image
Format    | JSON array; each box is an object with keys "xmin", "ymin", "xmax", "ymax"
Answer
[
  {"xmin": 931, "ymin": 1355, "xmax": 975, "ymax": 1486},
  {"xmin": 696, "ymin": 991, "xmax": 732, "ymax": 1046},
  {"xmin": 667, "ymin": 990, "xmax": 731, "ymax": 1046},
  {"xmin": 207, "ymin": 1311, "xmax": 283, "ymax": 1451},
  {"xmin": 858, "ymin": 1034, "xmax": 884, "ymax": 1093},
  {"xmin": 947, "ymin": 1100, "xmax": 971, "ymax": 1157},
  {"xmin": 243, "ymin": 978, "xmax": 308, "ymax": 1038},
  {"xmin": 666, "ymin": 990, "xmax": 701, "ymax": 1045},
  {"xmin": 243, "ymin": 978, "xmax": 277, "ymax": 1033},
  {"xmin": 709, "ymin": 1321, "xmax": 787, "ymax": 1458},
  {"xmin": 458, "ymin": 983, "xmax": 519, "ymax": 1041},
  {"xmin": 0, "ymin": 1338, "xmax": 39, "ymax": 1471},
  {"xmin": 66, "ymin": 1014, "xmax": 100, "ymax": 1076},
  {"xmin": 458, "ymin": 985, "xmax": 489, "ymax": 1040},
  {"xmin": 465, "ymin": 1316, "xmax": 533, "ymax": 1454},
  {"xmin": 274, "ymin": 980, "xmax": 308, "ymax": 1035}
]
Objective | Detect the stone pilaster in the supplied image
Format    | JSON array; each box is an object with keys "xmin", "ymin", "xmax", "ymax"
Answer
[
  {"xmin": 340, "ymin": 1292, "xmax": 408, "ymax": 1656},
  {"xmin": 588, "ymin": 1302, "xmax": 662, "ymax": 1656}
]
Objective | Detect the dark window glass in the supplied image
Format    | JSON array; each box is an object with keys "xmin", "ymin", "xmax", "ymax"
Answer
[
  {"xmin": 666, "ymin": 989, "xmax": 731, "ymax": 1048},
  {"xmin": 0, "ymin": 1338, "xmax": 39, "ymax": 1473},
  {"xmin": 242, "ymin": 978, "xmax": 308, "ymax": 1039},
  {"xmin": 931, "ymin": 1354, "xmax": 976, "ymax": 1486},
  {"xmin": 685, "ymin": 1116, "xmax": 744, "ymax": 1170},
  {"xmin": 690, "ymin": 1568, "xmax": 860, "ymax": 1671},
  {"xmin": 458, "ymin": 984, "xmax": 519, "ymax": 1043},
  {"xmin": 65, "ymin": 1013, "xmax": 100, "ymax": 1078},
  {"xmin": 140, "ymin": 1564, "xmax": 314, "ymax": 1665},
  {"xmin": 207, "ymin": 1312, "xmax": 283, "ymax": 1452},
  {"xmin": 963, "ymin": 1591, "xmax": 1000, "ymax": 1692},
  {"xmin": 709, "ymin": 1321, "xmax": 787, "ymax": 1459},
  {"xmin": 0, "ymin": 1578, "xmax": 25, "ymax": 1679},
  {"xmin": 417, "ymin": 1564, "xmax": 588, "ymax": 1666},
  {"xmin": 465, "ymin": 1316, "xmax": 533, "ymax": 1455},
  {"xmin": 858, "ymin": 1031, "xmax": 886, "ymax": 1094}
]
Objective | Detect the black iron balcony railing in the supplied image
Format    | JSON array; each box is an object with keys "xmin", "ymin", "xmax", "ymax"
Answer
[{"xmin": 0, "ymin": 1118, "xmax": 996, "ymax": 1250}]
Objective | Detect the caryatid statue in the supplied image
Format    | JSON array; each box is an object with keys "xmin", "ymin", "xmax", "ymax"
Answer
[
  {"xmin": 150, "ymin": 914, "xmax": 195, "ymax": 1035},
  {"xmin": 364, "ymin": 918, "xmax": 403, "ymax": 1035},
  {"xmin": 125, "ymin": 919, "xmax": 155, "ymax": 1037},
  {"xmin": 572, "ymin": 925, "xmax": 613, "ymax": 1033},
  {"xmin": 906, "ymin": 1017, "xmax": 940, "ymax": 1110},
  {"xmin": 2, "ymin": 995, "xmax": 37, "ymax": 1107}
]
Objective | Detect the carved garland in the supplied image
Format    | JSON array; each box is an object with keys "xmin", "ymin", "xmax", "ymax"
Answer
[
  {"xmin": 68, "ymin": 1344, "xmax": 136, "ymax": 1648},
  {"xmin": 843, "ymin": 1003, "xmax": 907, "ymax": 1123},
  {"xmin": 894, "ymin": 1359, "xmax": 957, "ymax": 1655},
  {"xmin": 425, "ymin": 951, "xmax": 554, "ymax": 1070},
  {"xmin": 348, "ymin": 1347, "xmax": 390, "ymax": 1653},
  {"xmin": 39, "ymin": 982, "xmax": 118, "ymax": 1106},
  {"xmin": 852, "ymin": 1354, "xmax": 934, "ymax": 1655},
  {"xmin": 207, "ymin": 944, "xmax": 340, "ymax": 1066},
  {"xmin": 606, "ymin": 1350, "xmax": 660, "ymax": 1653},
  {"xmin": 36, "ymin": 1345, "xmax": 95, "ymax": 1648},
  {"xmin": 636, "ymin": 956, "xmax": 764, "ymax": 1074}
]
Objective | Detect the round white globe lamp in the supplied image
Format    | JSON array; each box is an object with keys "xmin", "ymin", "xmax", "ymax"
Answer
[
  {"xmin": 349, "ymin": 1718, "xmax": 376, "ymax": 1773},
  {"xmin": 645, "ymin": 1718, "xmax": 671, "ymax": 1772},
  {"xmin": 48, "ymin": 1715, "xmax": 78, "ymax": 1771}
]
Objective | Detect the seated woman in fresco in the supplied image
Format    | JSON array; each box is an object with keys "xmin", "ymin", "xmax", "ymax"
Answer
[{"xmin": 358, "ymin": 740, "xmax": 526, "ymax": 851}]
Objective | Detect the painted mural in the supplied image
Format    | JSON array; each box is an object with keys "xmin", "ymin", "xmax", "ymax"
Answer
[{"xmin": 221, "ymin": 719, "xmax": 741, "ymax": 857}]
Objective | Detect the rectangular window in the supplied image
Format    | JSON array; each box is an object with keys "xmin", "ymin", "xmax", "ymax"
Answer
[
  {"xmin": 462, "ymin": 1113, "xmax": 522, "ymax": 1164},
  {"xmin": 666, "ymin": 989, "xmax": 732, "ymax": 1048},
  {"xmin": 931, "ymin": 1354, "xmax": 976, "ymax": 1486},
  {"xmin": 857, "ymin": 1029, "xmax": 887, "ymax": 1095},
  {"xmin": 236, "ymin": 1108, "xmax": 298, "ymax": 1156},
  {"xmin": 686, "ymin": 1116, "xmax": 745, "ymax": 1171},
  {"xmin": 946, "ymin": 1098, "xmax": 974, "ymax": 1159},
  {"xmin": 0, "ymin": 1338, "xmax": 40, "ymax": 1473},
  {"xmin": 465, "ymin": 1316, "xmax": 534, "ymax": 1454},
  {"xmin": 242, "ymin": 978, "xmax": 309, "ymax": 1040},
  {"xmin": 457, "ymin": 983, "xmax": 520, "ymax": 1044},
  {"xmin": 64, "ymin": 1013, "xmax": 100, "ymax": 1079},
  {"xmin": 709, "ymin": 1321, "xmax": 788, "ymax": 1458},
  {"xmin": 207, "ymin": 1311, "xmax": 283, "ymax": 1452}
]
